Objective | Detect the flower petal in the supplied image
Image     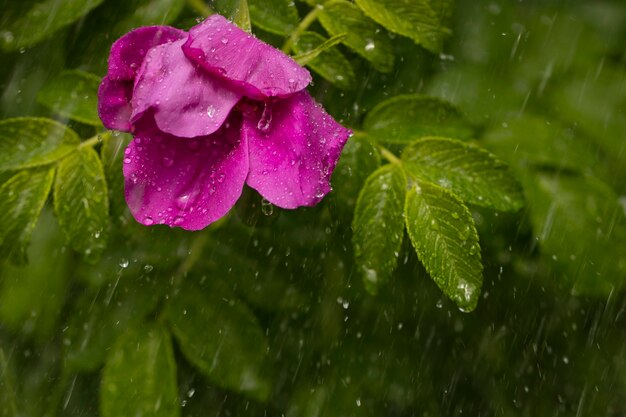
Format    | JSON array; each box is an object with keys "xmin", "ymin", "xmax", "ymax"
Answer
[
  {"xmin": 131, "ymin": 39, "xmax": 241, "ymax": 138},
  {"xmin": 244, "ymin": 91, "xmax": 351, "ymax": 209},
  {"xmin": 123, "ymin": 115, "xmax": 248, "ymax": 230},
  {"xmin": 97, "ymin": 76, "xmax": 133, "ymax": 131},
  {"xmin": 183, "ymin": 15, "xmax": 312, "ymax": 100},
  {"xmin": 107, "ymin": 25, "xmax": 186, "ymax": 81}
]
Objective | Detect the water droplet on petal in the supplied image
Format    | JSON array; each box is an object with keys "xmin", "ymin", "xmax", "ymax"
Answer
[
  {"xmin": 144, "ymin": 216, "xmax": 154, "ymax": 225},
  {"xmin": 207, "ymin": 105, "xmax": 216, "ymax": 118},
  {"xmin": 162, "ymin": 156, "xmax": 174, "ymax": 167}
]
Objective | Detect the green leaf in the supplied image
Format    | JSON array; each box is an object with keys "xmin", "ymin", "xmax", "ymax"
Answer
[
  {"xmin": 0, "ymin": 167, "xmax": 55, "ymax": 261},
  {"xmin": 212, "ymin": 0, "xmax": 251, "ymax": 32},
  {"xmin": 404, "ymin": 180, "xmax": 483, "ymax": 311},
  {"xmin": 402, "ymin": 137, "xmax": 524, "ymax": 212},
  {"xmin": 318, "ymin": 0, "xmax": 394, "ymax": 73},
  {"xmin": 0, "ymin": 0, "xmax": 105, "ymax": 51},
  {"xmin": 293, "ymin": 32, "xmax": 356, "ymax": 90},
  {"xmin": 101, "ymin": 323, "xmax": 179, "ymax": 417},
  {"xmin": 354, "ymin": 0, "xmax": 453, "ymax": 53},
  {"xmin": 294, "ymin": 32, "xmax": 346, "ymax": 65},
  {"xmin": 522, "ymin": 173, "xmax": 626, "ymax": 295},
  {"xmin": 37, "ymin": 70, "xmax": 101, "ymax": 126},
  {"xmin": 101, "ymin": 132, "xmax": 132, "ymax": 222},
  {"xmin": 54, "ymin": 147, "xmax": 109, "ymax": 262},
  {"xmin": 331, "ymin": 132, "xmax": 381, "ymax": 213},
  {"xmin": 0, "ymin": 348, "xmax": 18, "ymax": 417},
  {"xmin": 248, "ymin": 0, "xmax": 299, "ymax": 35},
  {"xmin": 353, "ymin": 164, "xmax": 406, "ymax": 294},
  {"xmin": 0, "ymin": 118, "xmax": 80, "ymax": 172},
  {"xmin": 363, "ymin": 95, "xmax": 474, "ymax": 144},
  {"xmin": 0, "ymin": 209, "xmax": 69, "ymax": 340},
  {"xmin": 64, "ymin": 264, "xmax": 167, "ymax": 372},
  {"xmin": 482, "ymin": 115, "xmax": 600, "ymax": 173},
  {"xmin": 166, "ymin": 279, "xmax": 271, "ymax": 401}
]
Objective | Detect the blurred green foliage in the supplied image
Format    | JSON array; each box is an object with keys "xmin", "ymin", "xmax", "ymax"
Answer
[{"xmin": 1, "ymin": 0, "xmax": 626, "ymax": 415}]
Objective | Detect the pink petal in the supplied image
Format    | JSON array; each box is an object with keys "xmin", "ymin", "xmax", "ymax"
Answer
[
  {"xmin": 123, "ymin": 115, "xmax": 248, "ymax": 230},
  {"xmin": 97, "ymin": 77, "xmax": 133, "ymax": 132},
  {"xmin": 108, "ymin": 26, "xmax": 187, "ymax": 81},
  {"xmin": 182, "ymin": 15, "xmax": 312, "ymax": 100},
  {"xmin": 131, "ymin": 39, "xmax": 241, "ymax": 138},
  {"xmin": 244, "ymin": 91, "xmax": 352, "ymax": 209}
]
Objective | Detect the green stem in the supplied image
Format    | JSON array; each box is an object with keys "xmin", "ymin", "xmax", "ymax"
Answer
[
  {"xmin": 282, "ymin": 5, "xmax": 322, "ymax": 54},
  {"xmin": 78, "ymin": 131, "xmax": 111, "ymax": 149},
  {"xmin": 186, "ymin": 0, "xmax": 213, "ymax": 17},
  {"xmin": 379, "ymin": 145, "xmax": 402, "ymax": 165}
]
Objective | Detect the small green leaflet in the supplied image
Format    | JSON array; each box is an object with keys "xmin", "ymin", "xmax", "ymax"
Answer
[
  {"xmin": 101, "ymin": 323, "xmax": 180, "ymax": 417},
  {"xmin": 0, "ymin": 167, "xmax": 55, "ymax": 262},
  {"xmin": 0, "ymin": 118, "xmax": 80, "ymax": 171},
  {"xmin": 319, "ymin": 0, "xmax": 394, "ymax": 73},
  {"xmin": 166, "ymin": 279, "xmax": 271, "ymax": 401},
  {"xmin": 402, "ymin": 137, "xmax": 523, "ymax": 212},
  {"xmin": 353, "ymin": 164, "xmax": 406, "ymax": 294},
  {"xmin": 364, "ymin": 95, "xmax": 474, "ymax": 144},
  {"xmin": 354, "ymin": 0, "xmax": 453, "ymax": 53},
  {"xmin": 0, "ymin": 0, "xmax": 104, "ymax": 51},
  {"xmin": 37, "ymin": 70, "xmax": 102, "ymax": 126},
  {"xmin": 404, "ymin": 180, "xmax": 482, "ymax": 312},
  {"xmin": 212, "ymin": 0, "xmax": 252, "ymax": 32},
  {"xmin": 54, "ymin": 147, "xmax": 109, "ymax": 262},
  {"xmin": 249, "ymin": 0, "xmax": 299, "ymax": 35},
  {"xmin": 293, "ymin": 32, "xmax": 356, "ymax": 90}
]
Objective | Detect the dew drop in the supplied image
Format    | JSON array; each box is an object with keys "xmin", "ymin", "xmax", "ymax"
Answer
[{"xmin": 144, "ymin": 216, "xmax": 154, "ymax": 225}]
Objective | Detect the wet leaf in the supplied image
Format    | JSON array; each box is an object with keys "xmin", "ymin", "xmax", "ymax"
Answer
[
  {"xmin": 101, "ymin": 132, "xmax": 132, "ymax": 222},
  {"xmin": 64, "ymin": 265, "xmax": 167, "ymax": 372},
  {"xmin": 249, "ymin": 0, "xmax": 299, "ymax": 35},
  {"xmin": 402, "ymin": 137, "xmax": 524, "ymax": 211},
  {"xmin": 0, "ymin": 167, "xmax": 54, "ymax": 262},
  {"xmin": 293, "ymin": 32, "xmax": 356, "ymax": 90},
  {"xmin": 319, "ymin": 0, "xmax": 394, "ymax": 73},
  {"xmin": 101, "ymin": 322, "xmax": 179, "ymax": 417},
  {"xmin": 522, "ymin": 172, "xmax": 626, "ymax": 295},
  {"xmin": 0, "ymin": 118, "xmax": 80, "ymax": 171},
  {"xmin": 37, "ymin": 70, "xmax": 101, "ymax": 126},
  {"xmin": 166, "ymin": 279, "xmax": 271, "ymax": 401},
  {"xmin": 0, "ymin": 209, "xmax": 69, "ymax": 340},
  {"xmin": 331, "ymin": 132, "xmax": 381, "ymax": 213},
  {"xmin": 0, "ymin": 0, "xmax": 104, "ymax": 51},
  {"xmin": 364, "ymin": 95, "xmax": 474, "ymax": 144},
  {"xmin": 404, "ymin": 180, "xmax": 482, "ymax": 311},
  {"xmin": 353, "ymin": 164, "xmax": 406, "ymax": 294},
  {"xmin": 54, "ymin": 147, "xmax": 109, "ymax": 262},
  {"xmin": 354, "ymin": 0, "xmax": 453, "ymax": 53}
]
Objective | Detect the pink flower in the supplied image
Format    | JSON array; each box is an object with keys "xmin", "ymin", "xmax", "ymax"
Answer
[{"xmin": 98, "ymin": 15, "xmax": 351, "ymax": 230}]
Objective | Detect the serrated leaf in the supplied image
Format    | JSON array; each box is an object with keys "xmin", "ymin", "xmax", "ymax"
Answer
[
  {"xmin": 166, "ymin": 279, "xmax": 271, "ymax": 401},
  {"xmin": 249, "ymin": 0, "xmax": 299, "ymax": 35},
  {"xmin": 54, "ymin": 147, "xmax": 109, "ymax": 262},
  {"xmin": 293, "ymin": 32, "xmax": 356, "ymax": 90},
  {"xmin": 354, "ymin": 0, "xmax": 452, "ymax": 53},
  {"xmin": 353, "ymin": 164, "xmax": 406, "ymax": 294},
  {"xmin": 364, "ymin": 95, "xmax": 474, "ymax": 144},
  {"xmin": 0, "ymin": 118, "xmax": 80, "ymax": 171},
  {"xmin": 404, "ymin": 180, "xmax": 483, "ymax": 311},
  {"xmin": 0, "ymin": 209, "xmax": 69, "ymax": 340},
  {"xmin": 101, "ymin": 322, "xmax": 179, "ymax": 417},
  {"xmin": 319, "ymin": 0, "xmax": 394, "ymax": 73},
  {"xmin": 402, "ymin": 137, "xmax": 523, "ymax": 212},
  {"xmin": 0, "ymin": 0, "xmax": 104, "ymax": 51},
  {"xmin": 37, "ymin": 70, "xmax": 101, "ymax": 126},
  {"xmin": 523, "ymin": 172, "xmax": 626, "ymax": 295},
  {"xmin": 0, "ymin": 167, "xmax": 54, "ymax": 261}
]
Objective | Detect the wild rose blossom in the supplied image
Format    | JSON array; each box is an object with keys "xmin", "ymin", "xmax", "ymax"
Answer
[{"xmin": 97, "ymin": 15, "xmax": 351, "ymax": 230}]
